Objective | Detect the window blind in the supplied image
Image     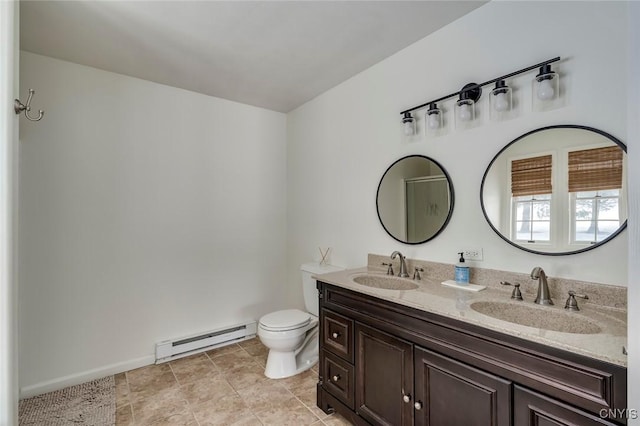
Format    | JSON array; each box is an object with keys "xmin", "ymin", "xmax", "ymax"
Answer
[
  {"xmin": 568, "ymin": 146, "xmax": 623, "ymax": 192},
  {"xmin": 511, "ymin": 155, "xmax": 552, "ymax": 197}
]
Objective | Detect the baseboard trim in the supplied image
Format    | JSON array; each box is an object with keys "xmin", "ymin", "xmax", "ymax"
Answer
[{"xmin": 19, "ymin": 355, "xmax": 155, "ymax": 398}]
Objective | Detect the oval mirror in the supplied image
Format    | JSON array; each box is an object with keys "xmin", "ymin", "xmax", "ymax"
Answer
[
  {"xmin": 377, "ymin": 155, "xmax": 454, "ymax": 244},
  {"xmin": 481, "ymin": 125, "xmax": 627, "ymax": 255}
]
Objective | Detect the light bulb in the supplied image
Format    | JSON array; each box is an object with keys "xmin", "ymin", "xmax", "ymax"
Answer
[
  {"xmin": 458, "ymin": 103, "xmax": 472, "ymax": 122},
  {"xmin": 428, "ymin": 113, "xmax": 440, "ymax": 130},
  {"xmin": 494, "ymin": 92, "xmax": 509, "ymax": 112},
  {"xmin": 403, "ymin": 121, "xmax": 415, "ymax": 136},
  {"xmin": 537, "ymin": 79, "xmax": 555, "ymax": 101}
]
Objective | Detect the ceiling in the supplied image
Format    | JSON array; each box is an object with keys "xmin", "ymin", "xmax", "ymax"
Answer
[{"xmin": 20, "ymin": 1, "xmax": 486, "ymax": 113}]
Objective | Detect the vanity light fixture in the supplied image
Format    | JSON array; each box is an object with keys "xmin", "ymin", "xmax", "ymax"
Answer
[{"xmin": 400, "ymin": 56, "xmax": 561, "ymax": 133}]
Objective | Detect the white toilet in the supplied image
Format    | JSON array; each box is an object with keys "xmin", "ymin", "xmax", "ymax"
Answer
[{"xmin": 258, "ymin": 262, "xmax": 343, "ymax": 379}]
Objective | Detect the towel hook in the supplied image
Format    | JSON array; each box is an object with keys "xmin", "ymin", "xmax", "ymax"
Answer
[{"xmin": 14, "ymin": 89, "xmax": 44, "ymax": 121}]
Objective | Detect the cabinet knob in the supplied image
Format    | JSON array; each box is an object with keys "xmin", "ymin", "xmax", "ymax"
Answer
[
  {"xmin": 402, "ymin": 394, "xmax": 411, "ymax": 403},
  {"xmin": 414, "ymin": 401, "xmax": 423, "ymax": 410},
  {"xmin": 332, "ymin": 375, "xmax": 341, "ymax": 382},
  {"xmin": 331, "ymin": 332, "xmax": 340, "ymax": 339}
]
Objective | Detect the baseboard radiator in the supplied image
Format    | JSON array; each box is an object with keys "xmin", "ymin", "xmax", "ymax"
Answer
[{"xmin": 155, "ymin": 320, "xmax": 257, "ymax": 364}]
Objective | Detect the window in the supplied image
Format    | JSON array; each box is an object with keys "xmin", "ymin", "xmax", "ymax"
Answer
[
  {"xmin": 505, "ymin": 145, "xmax": 624, "ymax": 250},
  {"xmin": 572, "ymin": 189, "xmax": 620, "ymax": 243},
  {"xmin": 510, "ymin": 154, "xmax": 552, "ymax": 244},
  {"xmin": 568, "ymin": 146, "xmax": 623, "ymax": 244},
  {"xmin": 513, "ymin": 194, "xmax": 551, "ymax": 242}
]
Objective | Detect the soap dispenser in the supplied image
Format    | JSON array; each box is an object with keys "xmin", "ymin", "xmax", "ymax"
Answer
[{"xmin": 455, "ymin": 252, "xmax": 470, "ymax": 284}]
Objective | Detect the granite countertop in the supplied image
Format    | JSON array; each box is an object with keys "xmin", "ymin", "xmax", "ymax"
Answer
[{"xmin": 314, "ymin": 266, "xmax": 627, "ymax": 367}]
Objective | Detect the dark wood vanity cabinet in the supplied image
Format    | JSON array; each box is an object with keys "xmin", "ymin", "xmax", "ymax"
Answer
[{"xmin": 317, "ymin": 282, "xmax": 627, "ymax": 426}]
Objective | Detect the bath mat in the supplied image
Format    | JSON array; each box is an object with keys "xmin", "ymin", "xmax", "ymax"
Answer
[{"xmin": 19, "ymin": 376, "xmax": 115, "ymax": 426}]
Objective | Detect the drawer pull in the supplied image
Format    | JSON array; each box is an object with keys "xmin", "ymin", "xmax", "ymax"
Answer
[
  {"xmin": 414, "ymin": 401, "xmax": 423, "ymax": 410},
  {"xmin": 402, "ymin": 394, "xmax": 411, "ymax": 403},
  {"xmin": 331, "ymin": 332, "xmax": 340, "ymax": 339},
  {"xmin": 332, "ymin": 375, "xmax": 341, "ymax": 382}
]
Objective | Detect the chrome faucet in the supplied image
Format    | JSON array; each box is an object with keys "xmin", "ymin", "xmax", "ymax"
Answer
[
  {"xmin": 391, "ymin": 251, "xmax": 409, "ymax": 278},
  {"xmin": 531, "ymin": 267, "xmax": 553, "ymax": 305}
]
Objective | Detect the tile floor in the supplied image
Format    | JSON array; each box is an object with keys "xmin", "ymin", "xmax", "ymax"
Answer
[{"xmin": 115, "ymin": 338, "xmax": 352, "ymax": 425}]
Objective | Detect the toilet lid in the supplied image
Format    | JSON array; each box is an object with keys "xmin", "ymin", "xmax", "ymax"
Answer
[{"xmin": 260, "ymin": 309, "xmax": 311, "ymax": 331}]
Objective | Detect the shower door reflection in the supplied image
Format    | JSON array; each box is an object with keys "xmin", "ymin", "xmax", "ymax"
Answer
[{"xmin": 405, "ymin": 176, "xmax": 450, "ymax": 243}]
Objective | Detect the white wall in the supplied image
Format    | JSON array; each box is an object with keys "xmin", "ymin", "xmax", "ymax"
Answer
[
  {"xmin": 287, "ymin": 2, "xmax": 630, "ymax": 310},
  {"xmin": 627, "ymin": 2, "xmax": 639, "ymax": 422},
  {"xmin": 0, "ymin": 1, "xmax": 19, "ymax": 423},
  {"xmin": 18, "ymin": 52, "xmax": 288, "ymax": 395}
]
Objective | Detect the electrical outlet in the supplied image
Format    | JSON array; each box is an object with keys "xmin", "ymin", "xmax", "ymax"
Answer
[{"xmin": 463, "ymin": 248, "xmax": 483, "ymax": 261}]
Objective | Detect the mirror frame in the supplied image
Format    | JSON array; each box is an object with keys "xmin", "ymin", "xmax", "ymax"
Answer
[
  {"xmin": 480, "ymin": 124, "xmax": 627, "ymax": 256},
  {"xmin": 376, "ymin": 155, "xmax": 455, "ymax": 245}
]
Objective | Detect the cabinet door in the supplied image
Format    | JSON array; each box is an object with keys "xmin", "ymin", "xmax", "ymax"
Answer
[
  {"xmin": 414, "ymin": 346, "xmax": 512, "ymax": 426},
  {"xmin": 514, "ymin": 385, "xmax": 620, "ymax": 426},
  {"xmin": 355, "ymin": 323, "xmax": 414, "ymax": 426}
]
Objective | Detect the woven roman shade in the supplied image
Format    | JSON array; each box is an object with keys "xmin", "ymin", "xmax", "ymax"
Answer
[
  {"xmin": 511, "ymin": 155, "xmax": 552, "ymax": 197},
  {"xmin": 568, "ymin": 146, "xmax": 623, "ymax": 192}
]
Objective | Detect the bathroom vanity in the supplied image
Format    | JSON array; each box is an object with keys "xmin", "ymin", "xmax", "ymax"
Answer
[{"xmin": 315, "ymin": 267, "xmax": 627, "ymax": 426}]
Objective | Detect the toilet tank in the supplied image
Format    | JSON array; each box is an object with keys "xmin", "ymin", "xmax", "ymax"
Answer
[{"xmin": 300, "ymin": 262, "xmax": 344, "ymax": 316}]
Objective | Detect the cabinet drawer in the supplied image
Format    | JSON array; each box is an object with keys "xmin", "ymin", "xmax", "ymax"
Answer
[
  {"xmin": 323, "ymin": 309, "xmax": 354, "ymax": 362},
  {"xmin": 514, "ymin": 385, "xmax": 621, "ymax": 426},
  {"xmin": 323, "ymin": 350, "xmax": 355, "ymax": 410}
]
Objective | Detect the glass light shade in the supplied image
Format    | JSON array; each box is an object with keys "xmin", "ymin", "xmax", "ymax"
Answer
[
  {"xmin": 490, "ymin": 81, "xmax": 514, "ymax": 121},
  {"xmin": 455, "ymin": 99, "xmax": 475, "ymax": 129},
  {"xmin": 427, "ymin": 112, "xmax": 441, "ymax": 129},
  {"xmin": 493, "ymin": 92, "xmax": 510, "ymax": 111},
  {"xmin": 532, "ymin": 64, "xmax": 561, "ymax": 111},
  {"xmin": 426, "ymin": 103, "xmax": 442, "ymax": 131},
  {"xmin": 424, "ymin": 103, "xmax": 446, "ymax": 138},
  {"xmin": 491, "ymin": 86, "xmax": 511, "ymax": 112},
  {"xmin": 458, "ymin": 103, "xmax": 472, "ymax": 121},
  {"xmin": 402, "ymin": 112, "xmax": 416, "ymax": 136}
]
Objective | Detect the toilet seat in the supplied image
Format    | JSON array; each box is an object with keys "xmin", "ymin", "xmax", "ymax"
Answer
[{"xmin": 259, "ymin": 309, "xmax": 311, "ymax": 332}]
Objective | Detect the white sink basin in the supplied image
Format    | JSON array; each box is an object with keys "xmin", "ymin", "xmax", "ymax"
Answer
[
  {"xmin": 470, "ymin": 301, "xmax": 602, "ymax": 334},
  {"xmin": 351, "ymin": 274, "xmax": 419, "ymax": 291}
]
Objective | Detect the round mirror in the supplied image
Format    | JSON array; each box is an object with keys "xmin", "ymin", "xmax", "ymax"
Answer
[
  {"xmin": 481, "ymin": 125, "xmax": 627, "ymax": 255},
  {"xmin": 376, "ymin": 155, "xmax": 454, "ymax": 244}
]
